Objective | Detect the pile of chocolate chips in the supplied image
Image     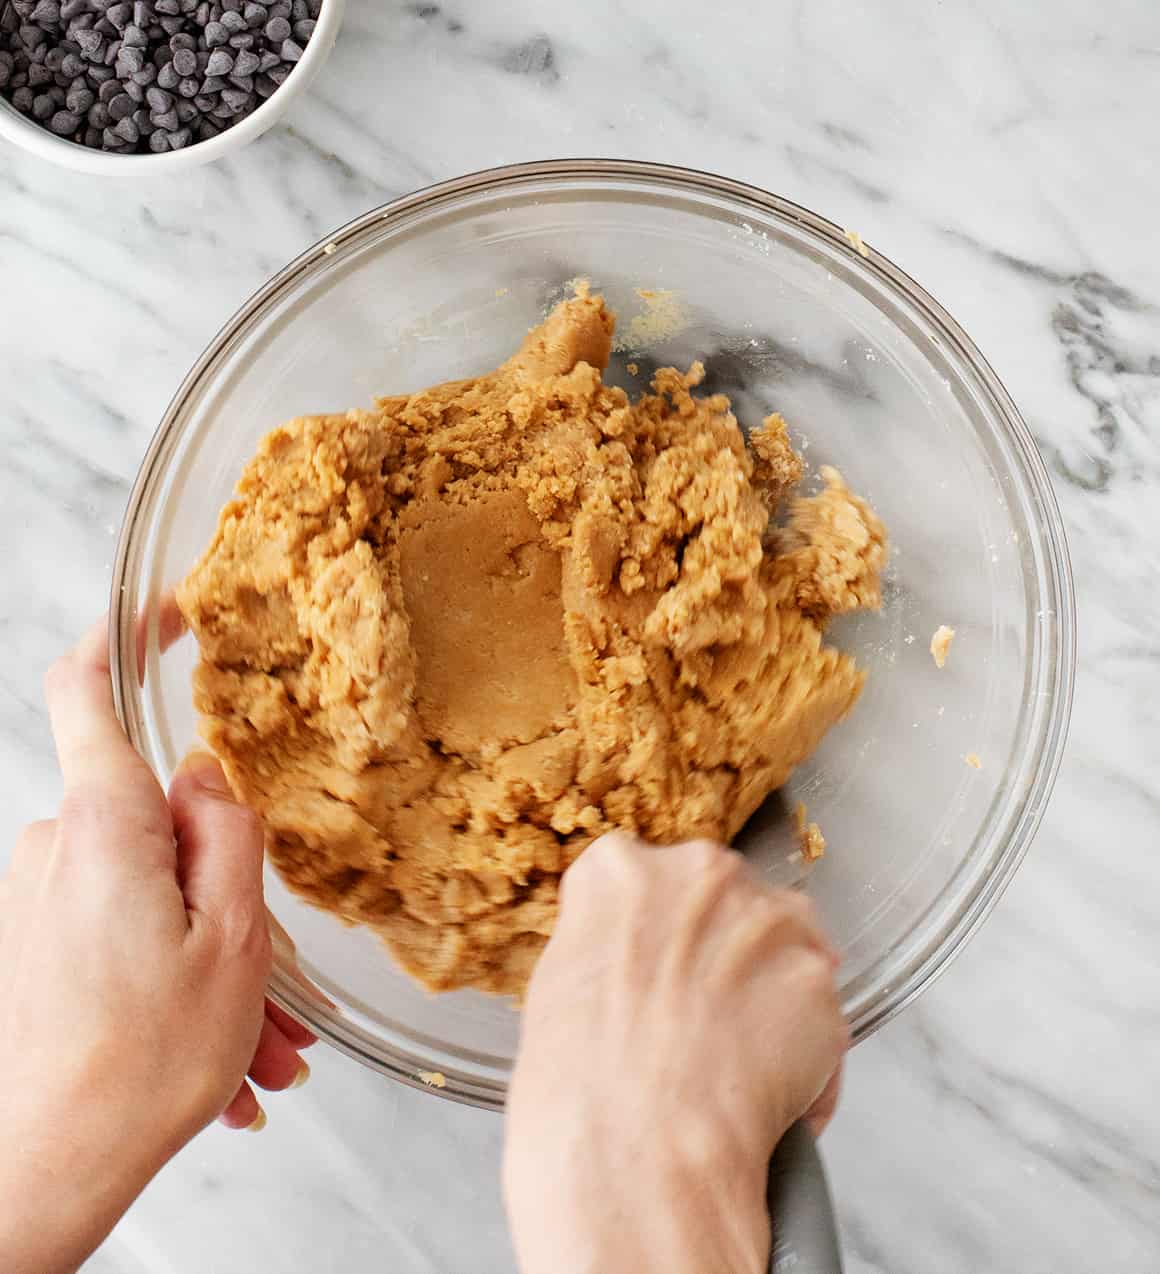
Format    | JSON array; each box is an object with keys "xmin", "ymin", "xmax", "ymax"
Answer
[{"xmin": 0, "ymin": 0, "xmax": 320, "ymax": 153}]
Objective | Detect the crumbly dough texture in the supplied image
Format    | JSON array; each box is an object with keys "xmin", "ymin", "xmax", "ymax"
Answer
[{"xmin": 179, "ymin": 293, "xmax": 887, "ymax": 996}]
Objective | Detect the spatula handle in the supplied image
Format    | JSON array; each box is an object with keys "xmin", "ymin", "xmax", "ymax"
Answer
[{"xmin": 766, "ymin": 1122, "xmax": 844, "ymax": 1273}]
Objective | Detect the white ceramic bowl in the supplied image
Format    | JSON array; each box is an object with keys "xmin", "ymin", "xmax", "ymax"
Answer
[{"xmin": 0, "ymin": 0, "xmax": 343, "ymax": 175}]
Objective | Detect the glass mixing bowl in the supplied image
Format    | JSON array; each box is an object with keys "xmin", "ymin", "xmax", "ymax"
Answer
[{"xmin": 111, "ymin": 160, "xmax": 1074, "ymax": 1109}]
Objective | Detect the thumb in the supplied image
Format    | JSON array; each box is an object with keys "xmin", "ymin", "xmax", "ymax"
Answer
[{"xmin": 168, "ymin": 752, "xmax": 266, "ymax": 926}]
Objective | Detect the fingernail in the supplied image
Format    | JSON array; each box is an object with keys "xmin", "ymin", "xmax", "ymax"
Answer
[
  {"xmin": 181, "ymin": 749, "xmax": 233, "ymax": 797},
  {"xmin": 246, "ymin": 1107, "xmax": 267, "ymax": 1133},
  {"xmin": 290, "ymin": 1060, "xmax": 311, "ymax": 1089}
]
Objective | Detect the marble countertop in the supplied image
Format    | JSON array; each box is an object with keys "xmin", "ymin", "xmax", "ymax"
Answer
[{"xmin": 3, "ymin": 1, "xmax": 1159, "ymax": 1270}]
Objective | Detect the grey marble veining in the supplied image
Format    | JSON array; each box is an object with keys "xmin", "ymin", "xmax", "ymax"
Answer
[{"xmin": 3, "ymin": 1, "xmax": 1159, "ymax": 1271}]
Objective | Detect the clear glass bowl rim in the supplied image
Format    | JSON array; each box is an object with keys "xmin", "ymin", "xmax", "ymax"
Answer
[{"xmin": 110, "ymin": 158, "xmax": 1076, "ymax": 1110}]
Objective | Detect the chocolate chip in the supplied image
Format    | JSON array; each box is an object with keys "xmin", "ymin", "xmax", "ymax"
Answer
[
  {"xmin": 230, "ymin": 45, "xmax": 256, "ymax": 74},
  {"xmin": 112, "ymin": 112, "xmax": 138, "ymax": 140},
  {"xmin": 65, "ymin": 82, "xmax": 93, "ymax": 111},
  {"xmin": 107, "ymin": 88, "xmax": 133, "ymax": 116},
  {"xmin": 115, "ymin": 44, "xmax": 145, "ymax": 73},
  {"xmin": 49, "ymin": 106, "xmax": 80, "ymax": 132},
  {"xmin": 170, "ymin": 44, "xmax": 195, "ymax": 73},
  {"xmin": 73, "ymin": 27, "xmax": 103, "ymax": 57}
]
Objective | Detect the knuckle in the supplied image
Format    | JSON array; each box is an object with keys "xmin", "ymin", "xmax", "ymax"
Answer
[
  {"xmin": 772, "ymin": 886, "xmax": 817, "ymax": 923},
  {"xmin": 58, "ymin": 783, "xmax": 171, "ymax": 850},
  {"xmin": 767, "ymin": 888, "xmax": 827, "ymax": 944},
  {"xmin": 570, "ymin": 830, "xmax": 638, "ymax": 889},
  {"xmin": 775, "ymin": 945, "xmax": 834, "ymax": 1002},
  {"xmin": 676, "ymin": 838, "xmax": 730, "ymax": 873},
  {"xmin": 697, "ymin": 847, "xmax": 745, "ymax": 904},
  {"xmin": 796, "ymin": 948, "xmax": 837, "ymax": 997},
  {"xmin": 214, "ymin": 900, "xmax": 272, "ymax": 968}
]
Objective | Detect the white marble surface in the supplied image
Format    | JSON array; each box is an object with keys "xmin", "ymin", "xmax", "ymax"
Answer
[{"xmin": 3, "ymin": 1, "xmax": 1159, "ymax": 1270}]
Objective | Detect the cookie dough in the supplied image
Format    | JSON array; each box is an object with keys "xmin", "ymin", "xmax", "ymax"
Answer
[
  {"xmin": 178, "ymin": 292, "xmax": 887, "ymax": 996},
  {"xmin": 930, "ymin": 624, "xmax": 955, "ymax": 669}
]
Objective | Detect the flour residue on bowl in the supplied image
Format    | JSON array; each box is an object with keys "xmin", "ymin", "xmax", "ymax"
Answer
[{"xmin": 612, "ymin": 287, "xmax": 692, "ymax": 353}]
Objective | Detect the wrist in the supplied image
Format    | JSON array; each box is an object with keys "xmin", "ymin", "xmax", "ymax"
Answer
[
  {"xmin": 0, "ymin": 1101, "xmax": 155, "ymax": 1274},
  {"xmin": 506, "ymin": 1104, "xmax": 771, "ymax": 1274}
]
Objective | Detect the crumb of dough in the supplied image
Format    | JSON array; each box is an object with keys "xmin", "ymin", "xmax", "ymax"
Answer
[
  {"xmin": 612, "ymin": 288, "xmax": 691, "ymax": 352},
  {"xmin": 626, "ymin": 362, "xmax": 639, "ymax": 375},
  {"xmin": 965, "ymin": 753, "xmax": 982, "ymax": 770},
  {"xmin": 495, "ymin": 287, "xmax": 509, "ymax": 297},
  {"xmin": 322, "ymin": 242, "xmax": 338, "ymax": 256},
  {"xmin": 930, "ymin": 625, "xmax": 955, "ymax": 669},
  {"xmin": 793, "ymin": 801, "xmax": 826, "ymax": 862},
  {"xmin": 844, "ymin": 228, "xmax": 870, "ymax": 258},
  {"xmin": 417, "ymin": 1070, "xmax": 446, "ymax": 1088},
  {"xmin": 178, "ymin": 293, "xmax": 887, "ymax": 998}
]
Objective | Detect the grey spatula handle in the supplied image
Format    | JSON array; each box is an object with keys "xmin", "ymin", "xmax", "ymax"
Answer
[{"xmin": 767, "ymin": 1122, "xmax": 844, "ymax": 1273}]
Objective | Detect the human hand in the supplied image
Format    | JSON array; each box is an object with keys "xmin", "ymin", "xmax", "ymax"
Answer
[
  {"xmin": 504, "ymin": 833, "xmax": 847, "ymax": 1274},
  {"xmin": 0, "ymin": 619, "xmax": 314, "ymax": 1274}
]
